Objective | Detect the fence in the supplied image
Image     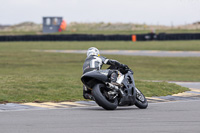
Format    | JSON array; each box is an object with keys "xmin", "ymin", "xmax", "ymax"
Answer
[{"xmin": 0, "ymin": 33, "xmax": 200, "ymax": 41}]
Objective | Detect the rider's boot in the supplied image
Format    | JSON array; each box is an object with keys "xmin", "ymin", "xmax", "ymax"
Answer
[{"xmin": 83, "ymin": 85, "xmax": 94, "ymax": 100}]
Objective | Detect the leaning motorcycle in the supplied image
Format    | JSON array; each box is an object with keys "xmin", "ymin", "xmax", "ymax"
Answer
[{"xmin": 81, "ymin": 66, "xmax": 148, "ymax": 110}]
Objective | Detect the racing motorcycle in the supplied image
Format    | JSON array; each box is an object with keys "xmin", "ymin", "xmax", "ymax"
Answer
[{"xmin": 81, "ymin": 66, "xmax": 148, "ymax": 110}]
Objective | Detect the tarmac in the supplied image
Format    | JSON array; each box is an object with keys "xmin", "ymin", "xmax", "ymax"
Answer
[
  {"xmin": 35, "ymin": 50, "xmax": 200, "ymax": 57},
  {"xmin": 1, "ymin": 97, "xmax": 200, "ymax": 133}
]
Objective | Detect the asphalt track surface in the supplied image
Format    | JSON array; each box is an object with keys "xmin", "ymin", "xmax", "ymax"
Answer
[
  {"xmin": 37, "ymin": 50, "xmax": 200, "ymax": 57},
  {"xmin": 0, "ymin": 100, "xmax": 200, "ymax": 133}
]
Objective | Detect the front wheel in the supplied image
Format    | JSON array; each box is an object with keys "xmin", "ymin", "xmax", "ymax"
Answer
[
  {"xmin": 92, "ymin": 83, "xmax": 118, "ymax": 110},
  {"xmin": 135, "ymin": 88, "xmax": 148, "ymax": 109}
]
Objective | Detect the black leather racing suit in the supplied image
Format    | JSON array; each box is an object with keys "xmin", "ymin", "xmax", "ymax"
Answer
[{"xmin": 82, "ymin": 55, "xmax": 124, "ymax": 99}]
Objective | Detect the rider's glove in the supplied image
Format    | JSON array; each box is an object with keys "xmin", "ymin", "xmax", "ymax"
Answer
[
  {"xmin": 120, "ymin": 64, "xmax": 129, "ymax": 74},
  {"xmin": 120, "ymin": 64, "xmax": 127, "ymax": 69}
]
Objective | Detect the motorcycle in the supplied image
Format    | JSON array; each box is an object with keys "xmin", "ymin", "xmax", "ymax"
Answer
[{"xmin": 81, "ymin": 66, "xmax": 148, "ymax": 110}]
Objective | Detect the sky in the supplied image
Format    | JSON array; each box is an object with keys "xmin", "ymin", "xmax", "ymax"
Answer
[{"xmin": 0, "ymin": 0, "xmax": 200, "ymax": 26}]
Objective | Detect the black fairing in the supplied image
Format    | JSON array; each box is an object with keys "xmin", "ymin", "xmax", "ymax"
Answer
[
  {"xmin": 119, "ymin": 71, "xmax": 137, "ymax": 106},
  {"xmin": 81, "ymin": 70, "xmax": 109, "ymax": 88}
]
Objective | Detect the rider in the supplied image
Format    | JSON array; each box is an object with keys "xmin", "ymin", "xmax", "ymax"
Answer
[{"xmin": 82, "ymin": 47, "xmax": 128, "ymax": 100}]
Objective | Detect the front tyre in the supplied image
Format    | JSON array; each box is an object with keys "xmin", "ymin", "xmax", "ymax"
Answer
[
  {"xmin": 92, "ymin": 83, "xmax": 118, "ymax": 110},
  {"xmin": 135, "ymin": 88, "xmax": 148, "ymax": 109}
]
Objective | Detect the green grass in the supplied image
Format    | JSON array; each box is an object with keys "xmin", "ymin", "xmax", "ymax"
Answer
[
  {"xmin": 0, "ymin": 40, "xmax": 200, "ymax": 51},
  {"xmin": 1, "ymin": 41, "xmax": 199, "ymax": 103},
  {"xmin": 0, "ymin": 52, "xmax": 190, "ymax": 103},
  {"xmin": 134, "ymin": 81, "xmax": 189, "ymax": 97}
]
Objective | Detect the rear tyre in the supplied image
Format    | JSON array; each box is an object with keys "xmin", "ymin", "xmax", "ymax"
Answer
[
  {"xmin": 92, "ymin": 83, "xmax": 118, "ymax": 110},
  {"xmin": 135, "ymin": 88, "xmax": 148, "ymax": 109}
]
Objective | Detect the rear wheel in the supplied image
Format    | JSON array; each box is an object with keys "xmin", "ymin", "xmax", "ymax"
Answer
[
  {"xmin": 135, "ymin": 88, "xmax": 148, "ymax": 109},
  {"xmin": 92, "ymin": 83, "xmax": 118, "ymax": 110}
]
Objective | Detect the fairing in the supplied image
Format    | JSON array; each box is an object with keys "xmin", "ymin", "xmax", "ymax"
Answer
[{"xmin": 81, "ymin": 70, "xmax": 109, "ymax": 88}]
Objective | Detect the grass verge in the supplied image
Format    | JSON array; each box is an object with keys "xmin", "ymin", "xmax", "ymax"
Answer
[
  {"xmin": 0, "ymin": 46, "xmax": 193, "ymax": 103},
  {"xmin": 0, "ymin": 41, "xmax": 200, "ymax": 51}
]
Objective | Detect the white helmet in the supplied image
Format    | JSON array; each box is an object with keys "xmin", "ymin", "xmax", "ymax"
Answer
[{"xmin": 87, "ymin": 47, "xmax": 100, "ymax": 57}]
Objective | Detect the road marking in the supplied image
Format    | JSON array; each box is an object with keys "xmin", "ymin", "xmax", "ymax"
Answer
[
  {"xmin": 22, "ymin": 103, "xmax": 58, "ymax": 109},
  {"xmin": 59, "ymin": 102, "xmax": 87, "ymax": 107},
  {"xmin": 21, "ymin": 102, "xmax": 88, "ymax": 109},
  {"xmin": 190, "ymin": 88, "xmax": 200, "ymax": 93},
  {"xmin": 172, "ymin": 92, "xmax": 200, "ymax": 97},
  {"xmin": 146, "ymin": 97, "xmax": 171, "ymax": 103},
  {"xmin": 41, "ymin": 102, "xmax": 71, "ymax": 108}
]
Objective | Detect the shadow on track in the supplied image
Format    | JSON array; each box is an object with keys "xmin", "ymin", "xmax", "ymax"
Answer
[{"xmin": 78, "ymin": 106, "xmax": 144, "ymax": 111}]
